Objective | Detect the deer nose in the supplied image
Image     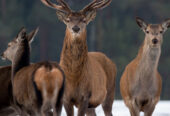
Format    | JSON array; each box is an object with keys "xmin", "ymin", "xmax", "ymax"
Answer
[
  {"xmin": 72, "ymin": 26, "xmax": 80, "ymax": 33},
  {"xmin": 152, "ymin": 38, "xmax": 158, "ymax": 44}
]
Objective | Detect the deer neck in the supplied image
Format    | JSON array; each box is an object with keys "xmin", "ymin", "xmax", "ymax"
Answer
[
  {"xmin": 136, "ymin": 38, "xmax": 161, "ymax": 80},
  {"xmin": 60, "ymin": 28, "xmax": 88, "ymax": 77},
  {"xmin": 12, "ymin": 40, "xmax": 30, "ymax": 78}
]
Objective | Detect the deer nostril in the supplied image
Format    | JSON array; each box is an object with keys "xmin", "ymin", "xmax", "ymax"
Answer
[
  {"xmin": 72, "ymin": 26, "xmax": 80, "ymax": 33},
  {"xmin": 152, "ymin": 38, "xmax": 158, "ymax": 44}
]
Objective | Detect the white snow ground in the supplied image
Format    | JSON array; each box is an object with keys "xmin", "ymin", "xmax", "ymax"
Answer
[{"xmin": 61, "ymin": 100, "xmax": 170, "ymax": 116}]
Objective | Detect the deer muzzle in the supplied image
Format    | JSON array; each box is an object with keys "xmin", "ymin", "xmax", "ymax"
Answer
[
  {"xmin": 72, "ymin": 25, "xmax": 80, "ymax": 33},
  {"xmin": 152, "ymin": 38, "xmax": 158, "ymax": 45}
]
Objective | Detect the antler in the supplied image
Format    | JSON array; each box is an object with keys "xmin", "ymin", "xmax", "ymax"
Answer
[
  {"xmin": 81, "ymin": 0, "xmax": 112, "ymax": 13},
  {"xmin": 41, "ymin": 0, "xmax": 71, "ymax": 13}
]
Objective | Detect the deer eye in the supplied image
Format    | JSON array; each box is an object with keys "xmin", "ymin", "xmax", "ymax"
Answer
[
  {"xmin": 66, "ymin": 18, "xmax": 70, "ymax": 22},
  {"xmin": 160, "ymin": 31, "xmax": 163, "ymax": 34},
  {"xmin": 146, "ymin": 31, "xmax": 149, "ymax": 34},
  {"xmin": 82, "ymin": 18, "xmax": 86, "ymax": 23}
]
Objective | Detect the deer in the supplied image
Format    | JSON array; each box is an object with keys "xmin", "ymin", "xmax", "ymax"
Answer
[
  {"xmin": 41, "ymin": 0, "xmax": 117, "ymax": 116},
  {"xmin": 0, "ymin": 31, "xmax": 41, "ymax": 114},
  {"xmin": 120, "ymin": 17, "xmax": 170, "ymax": 116},
  {"xmin": 1, "ymin": 27, "xmax": 65, "ymax": 116}
]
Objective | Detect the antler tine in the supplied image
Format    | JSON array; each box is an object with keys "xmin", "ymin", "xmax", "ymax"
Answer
[
  {"xmin": 90, "ymin": 0, "xmax": 105, "ymax": 8},
  {"xmin": 81, "ymin": 0, "xmax": 98, "ymax": 13},
  {"xmin": 82, "ymin": 0, "xmax": 112, "ymax": 13},
  {"xmin": 56, "ymin": 0, "xmax": 72, "ymax": 12},
  {"xmin": 41, "ymin": 0, "xmax": 62, "ymax": 9},
  {"xmin": 41, "ymin": 0, "xmax": 71, "ymax": 13},
  {"xmin": 93, "ymin": 0, "xmax": 112, "ymax": 10}
]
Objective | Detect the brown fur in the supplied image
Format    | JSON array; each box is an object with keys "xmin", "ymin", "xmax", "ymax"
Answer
[
  {"xmin": 0, "ymin": 66, "xmax": 14, "ymax": 113},
  {"xmin": 0, "ymin": 66, "xmax": 17, "ymax": 116},
  {"xmin": 60, "ymin": 28, "xmax": 117, "ymax": 116}
]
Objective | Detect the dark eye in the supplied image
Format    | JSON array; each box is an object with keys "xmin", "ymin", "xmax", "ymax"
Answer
[
  {"xmin": 82, "ymin": 18, "xmax": 86, "ymax": 23},
  {"xmin": 146, "ymin": 31, "xmax": 149, "ymax": 34},
  {"xmin": 66, "ymin": 18, "xmax": 70, "ymax": 22},
  {"xmin": 160, "ymin": 31, "xmax": 163, "ymax": 34}
]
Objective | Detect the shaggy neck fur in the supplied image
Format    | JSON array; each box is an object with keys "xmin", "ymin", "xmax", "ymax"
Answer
[
  {"xmin": 135, "ymin": 37, "xmax": 161, "ymax": 83},
  {"xmin": 60, "ymin": 28, "xmax": 88, "ymax": 78},
  {"xmin": 12, "ymin": 39, "xmax": 30, "ymax": 78}
]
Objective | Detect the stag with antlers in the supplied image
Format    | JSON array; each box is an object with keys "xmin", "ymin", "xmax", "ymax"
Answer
[{"xmin": 41, "ymin": 0, "xmax": 117, "ymax": 116}]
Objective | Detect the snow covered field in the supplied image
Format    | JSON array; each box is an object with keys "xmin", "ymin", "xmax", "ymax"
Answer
[{"xmin": 61, "ymin": 100, "xmax": 170, "ymax": 116}]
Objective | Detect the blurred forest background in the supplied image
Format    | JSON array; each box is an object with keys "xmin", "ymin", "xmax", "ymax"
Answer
[{"xmin": 0, "ymin": 0, "xmax": 170, "ymax": 100}]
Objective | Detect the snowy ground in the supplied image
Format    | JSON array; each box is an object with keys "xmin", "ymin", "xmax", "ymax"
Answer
[{"xmin": 61, "ymin": 100, "xmax": 170, "ymax": 116}]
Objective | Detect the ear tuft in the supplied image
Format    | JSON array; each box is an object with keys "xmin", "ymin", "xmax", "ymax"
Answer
[
  {"xmin": 162, "ymin": 18, "xmax": 170, "ymax": 31},
  {"xmin": 18, "ymin": 27, "xmax": 26, "ymax": 36},
  {"xmin": 17, "ymin": 27, "xmax": 27, "ymax": 41},
  {"xmin": 135, "ymin": 17, "xmax": 148, "ymax": 31},
  {"xmin": 27, "ymin": 27, "xmax": 39, "ymax": 43}
]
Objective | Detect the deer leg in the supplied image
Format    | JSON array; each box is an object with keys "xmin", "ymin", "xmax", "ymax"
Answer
[
  {"xmin": 41, "ymin": 100, "xmax": 51, "ymax": 116},
  {"xmin": 86, "ymin": 108, "xmax": 96, "ymax": 116},
  {"xmin": 0, "ymin": 107, "xmax": 18, "ymax": 116},
  {"xmin": 20, "ymin": 109, "xmax": 30, "ymax": 116},
  {"xmin": 102, "ymin": 90, "xmax": 114, "ymax": 116},
  {"xmin": 144, "ymin": 107, "xmax": 155, "ymax": 116},
  {"xmin": 144, "ymin": 102, "xmax": 155, "ymax": 116},
  {"xmin": 77, "ymin": 98, "xmax": 89, "ymax": 116},
  {"xmin": 50, "ymin": 95, "xmax": 58, "ymax": 116},
  {"xmin": 125, "ymin": 99, "xmax": 140, "ymax": 116},
  {"xmin": 128, "ymin": 106, "xmax": 140, "ymax": 116},
  {"xmin": 64, "ymin": 101, "xmax": 74, "ymax": 116},
  {"xmin": 52, "ymin": 105, "xmax": 57, "ymax": 116},
  {"xmin": 55, "ymin": 99, "xmax": 62, "ymax": 116}
]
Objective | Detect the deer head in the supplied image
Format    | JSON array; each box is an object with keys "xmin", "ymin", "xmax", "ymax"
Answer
[
  {"xmin": 136, "ymin": 17, "xmax": 170, "ymax": 48},
  {"xmin": 1, "ymin": 27, "xmax": 39, "ymax": 61},
  {"xmin": 41, "ymin": 0, "xmax": 112, "ymax": 38}
]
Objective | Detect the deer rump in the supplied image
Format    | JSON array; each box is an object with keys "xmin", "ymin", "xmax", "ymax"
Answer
[{"xmin": 13, "ymin": 62, "xmax": 64, "ymax": 113}]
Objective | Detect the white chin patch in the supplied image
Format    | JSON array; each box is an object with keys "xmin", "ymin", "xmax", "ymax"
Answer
[
  {"xmin": 151, "ymin": 44, "xmax": 160, "ymax": 48},
  {"xmin": 72, "ymin": 32, "xmax": 81, "ymax": 38}
]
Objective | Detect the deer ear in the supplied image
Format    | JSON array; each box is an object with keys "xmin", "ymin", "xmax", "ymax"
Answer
[
  {"xmin": 56, "ymin": 11, "xmax": 68, "ymax": 23},
  {"xmin": 17, "ymin": 27, "xmax": 27, "ymax": 42},
  {"xmin": 85, "ymin": 10, "xmax": 96, "ymax": 24},
  {"xmin": 27, "ymin": 27, "xmax": 39, "ymax": 43},
  {"xmin": 136, "ymin": 17, "xmax": 148, "ymax": 31},
  {"xmin": 162, "ymin": 18, "xmax": 170, "ymax": 32}
]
